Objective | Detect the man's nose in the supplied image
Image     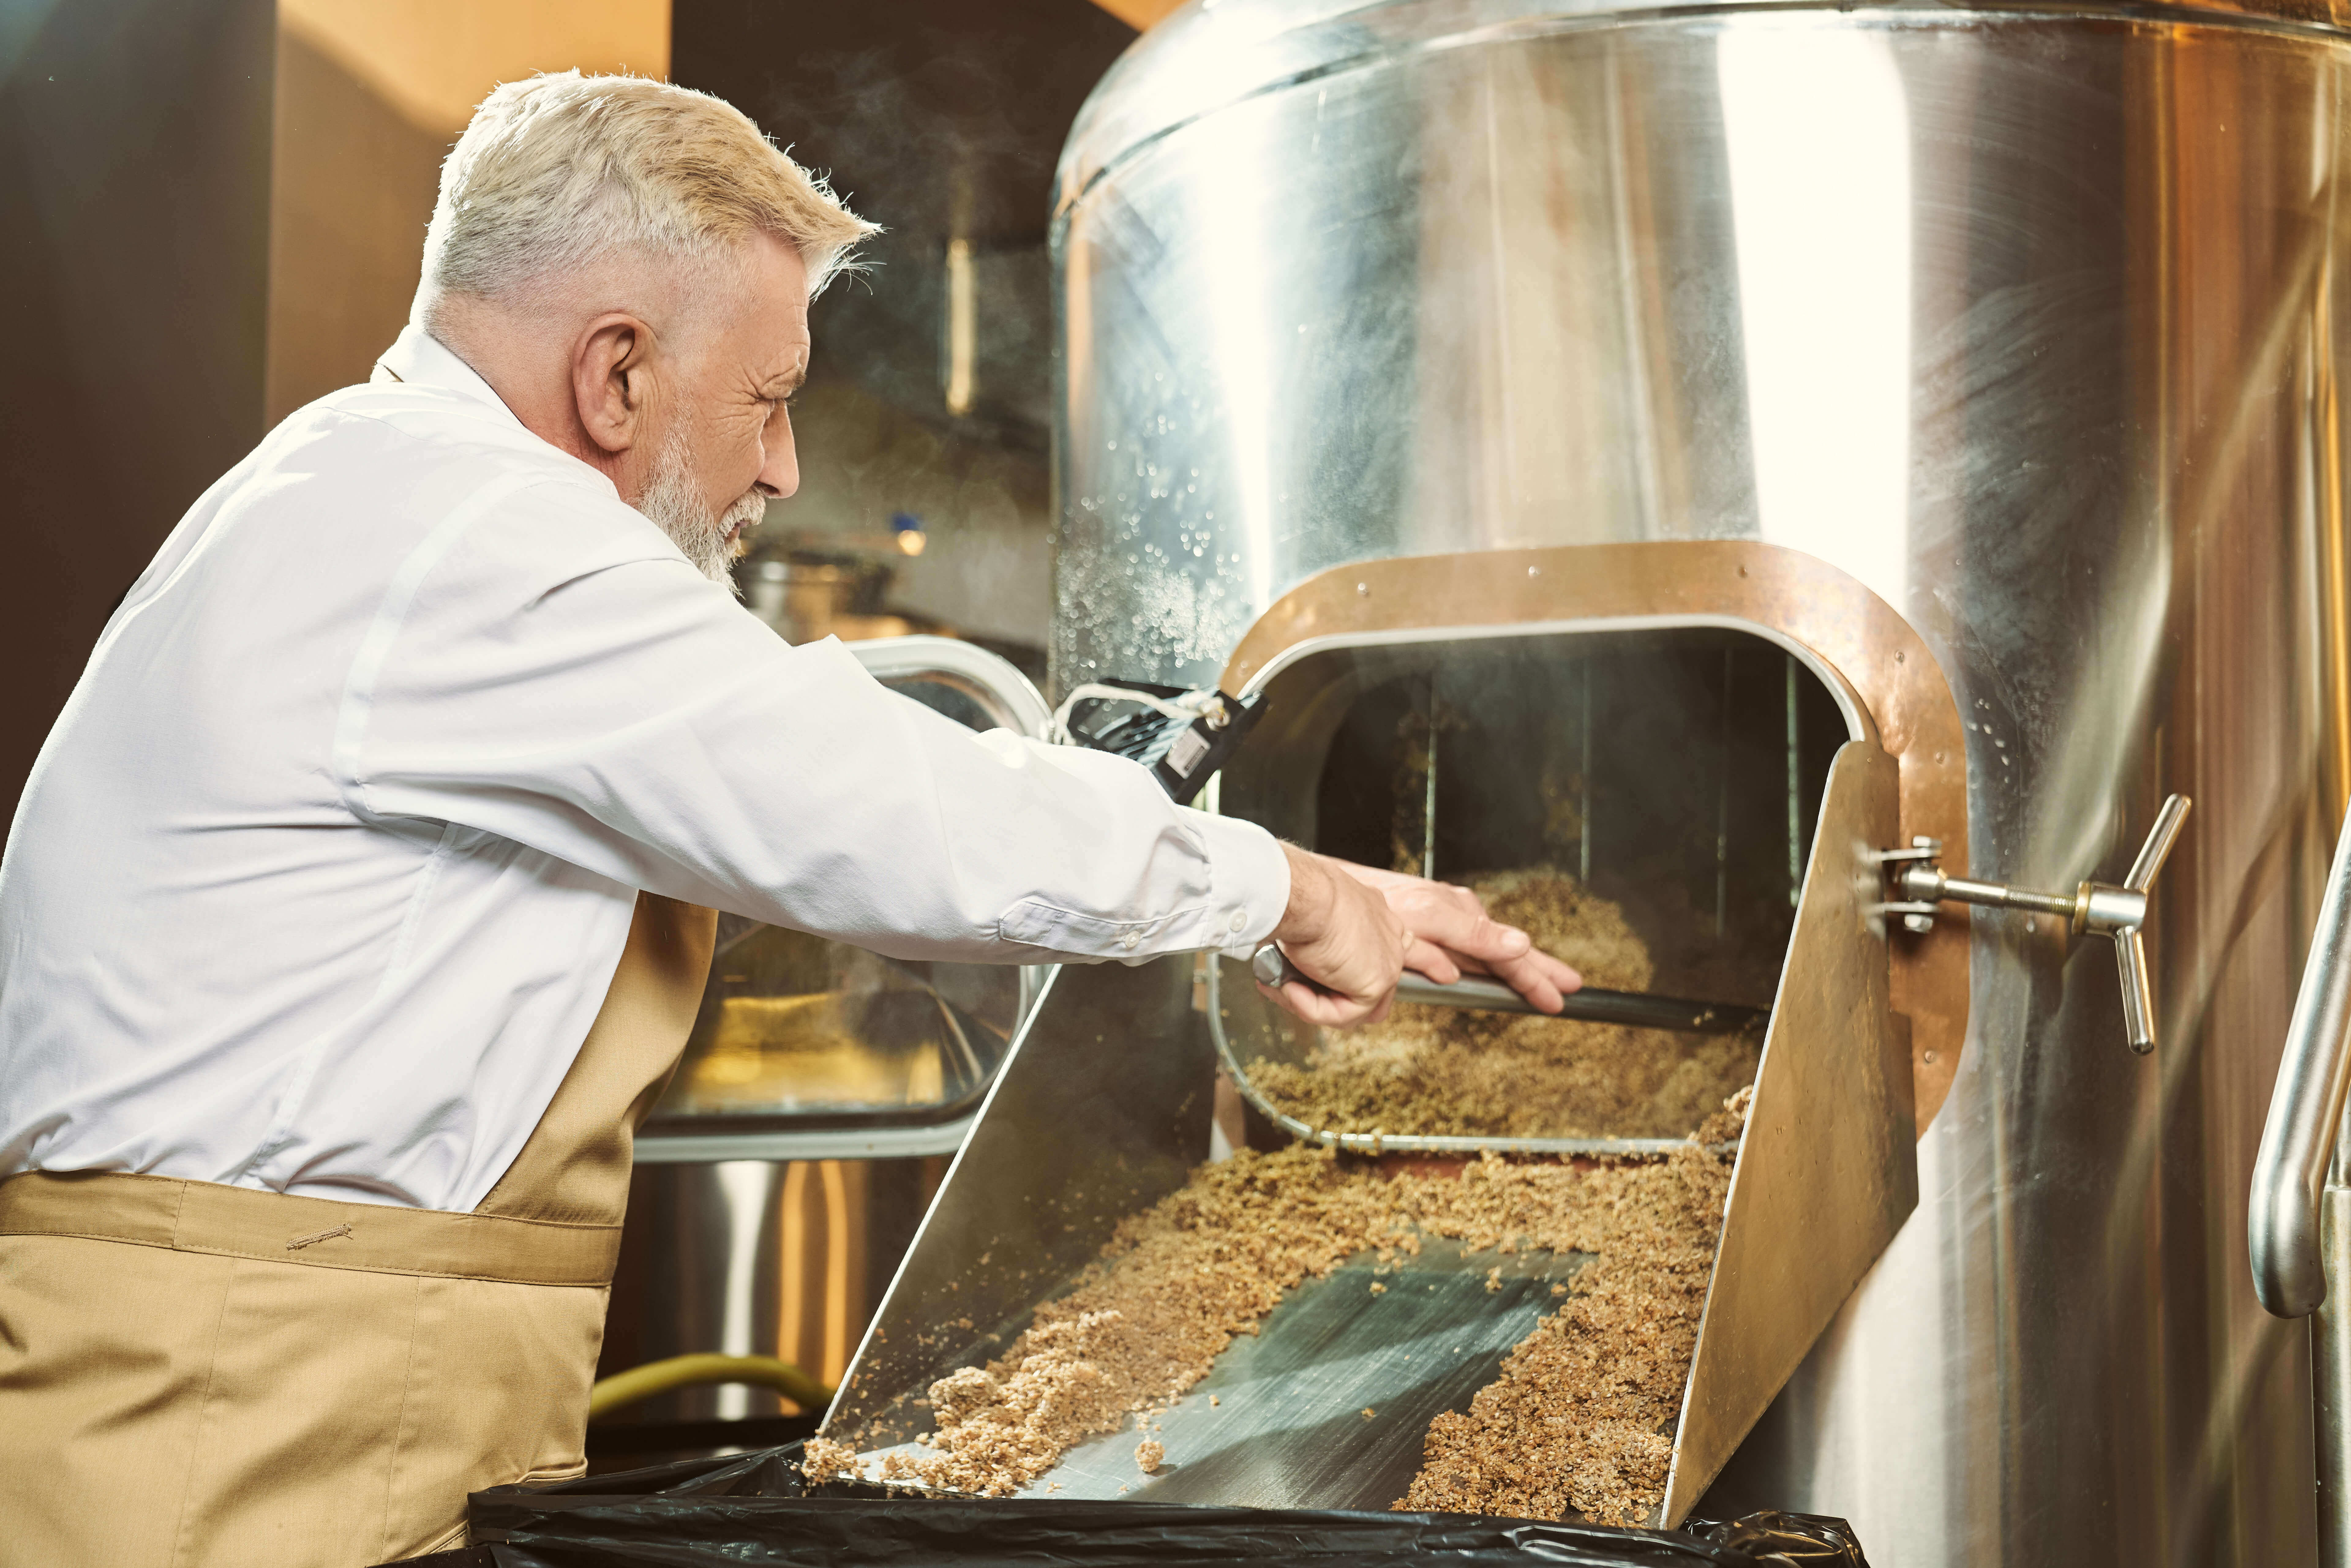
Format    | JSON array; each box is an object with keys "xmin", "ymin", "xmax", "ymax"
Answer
[{"xmin": 757, "ymin": 423, "xmax": 799, "ymax": 501}]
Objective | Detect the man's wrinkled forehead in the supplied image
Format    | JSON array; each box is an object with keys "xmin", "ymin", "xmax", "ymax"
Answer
[
  {"xmin": 766, "ymin": 299, "xmax": 812, "ymax": 388},
  {"xmin": 712, "ymin": 231, "xmax": 811, "ymax": 386}
]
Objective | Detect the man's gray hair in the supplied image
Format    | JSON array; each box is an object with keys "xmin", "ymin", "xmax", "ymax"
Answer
[{"xmin": 415, "ymin": 72, "xmax": 877, "ymax": 320}]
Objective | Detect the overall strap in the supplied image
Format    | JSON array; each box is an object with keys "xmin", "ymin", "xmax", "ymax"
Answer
[{"xmin": 474, "ymin": 891, "xmax": 717, "ymax": 1227}]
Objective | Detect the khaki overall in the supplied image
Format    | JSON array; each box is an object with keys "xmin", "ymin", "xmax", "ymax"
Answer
[{"xmin": 0, "ymin": 893, "xmax": 715, "ymax": 1568}]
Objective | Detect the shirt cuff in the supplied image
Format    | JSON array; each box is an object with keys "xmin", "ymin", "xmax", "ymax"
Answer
[{"xmin": 1183, "ymin": 808, "xmax": 1290, "ymax": 960}]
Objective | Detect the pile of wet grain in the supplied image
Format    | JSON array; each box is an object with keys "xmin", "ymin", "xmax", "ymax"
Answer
[
  {"xmin": 812, "ymin": 1146, "xmax": 1405, "ymax": 1497},
  {"xmin": 1248, "ymin": 869, "xmax": 1760, "ymax": 1141},
  {"xmin": 1395, "ymin": 1092, "xmax": 1748, "ymax": 1525},
  {"xmin": 806, "ymin": 1093, "xmax": 1745, "ymax": 1527}
]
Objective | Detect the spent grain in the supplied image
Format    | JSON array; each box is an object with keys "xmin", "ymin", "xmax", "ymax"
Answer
[
  {"xmin": 849, "ymin": 1093, "xmax": 1744, "ymax": 1526},
  {"xmin": 1249, "ymin": 870, "xmax": 1760, "ymax": 1140}
]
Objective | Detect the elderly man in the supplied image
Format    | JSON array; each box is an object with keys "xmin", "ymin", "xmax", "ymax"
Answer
[{"xmin": 0, "ymin": 73, "xmax": 1574, "ymax": 1566}]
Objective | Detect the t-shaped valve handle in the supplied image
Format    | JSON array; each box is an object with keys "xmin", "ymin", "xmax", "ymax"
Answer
[{"xmin": 1880, "ymin": 795, "xmax": 2191, "ymax": 1054}]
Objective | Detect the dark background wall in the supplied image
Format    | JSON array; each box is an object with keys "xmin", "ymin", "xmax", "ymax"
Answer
[
  {"xmin": 0, "ymin": 0, "xmax": 277, "ymax": 828},
  {"xmin": 672, "ymin": 0, "xmax": 1132, "ymax": 430},
  {"xmin": 0, "ymin": 0, "xmax": 1136, "ymax": 822},
  {"xmin": 670, "ymin": 0, "xmax": 1134, "ymax": 660}
]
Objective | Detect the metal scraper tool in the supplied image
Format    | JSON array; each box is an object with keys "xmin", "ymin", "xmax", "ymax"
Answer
[{"xmin": 1249, "ymin": 944, "xmax": 1766, "ymax": 1035}]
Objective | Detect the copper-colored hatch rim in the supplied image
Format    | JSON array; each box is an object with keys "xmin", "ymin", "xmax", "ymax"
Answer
[{"xmin": 1219, "ymin": 539, "xmax": 1970, "ymax": 1134}]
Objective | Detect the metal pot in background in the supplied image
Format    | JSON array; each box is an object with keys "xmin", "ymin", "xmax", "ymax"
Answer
[
  {"xmin": 598, "ymin": 1155, "xmax": 946, "ymax": 1439},
  {"xmin": 745, "ymin": 557, "xmax": 921, "ymax": 646}
]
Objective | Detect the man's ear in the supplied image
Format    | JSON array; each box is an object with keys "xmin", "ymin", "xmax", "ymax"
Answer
[{"xmin": 572, "ymin": 313, "xmax": 657, "ymax": 456}]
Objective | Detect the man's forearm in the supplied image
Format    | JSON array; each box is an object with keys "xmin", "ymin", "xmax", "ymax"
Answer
[{"xmin": 1273, "ymin": 842, "xmax": 1340, "ymax": 947}]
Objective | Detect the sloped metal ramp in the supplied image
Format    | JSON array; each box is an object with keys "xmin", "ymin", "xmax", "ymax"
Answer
[{"xmin": 821, "ymin": 742, "xmax": 1916, "ymax": 1525}]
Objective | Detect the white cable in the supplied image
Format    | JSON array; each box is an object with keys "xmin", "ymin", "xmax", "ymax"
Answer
[{"xmin": 1049, "ymin": 682, "xmax": 1221, "ymax": 747}]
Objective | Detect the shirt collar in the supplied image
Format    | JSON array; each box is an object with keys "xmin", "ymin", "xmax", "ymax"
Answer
[
  {"xmin": 371, "ymin": 322, "xmax": 620, "ymax": 496},
  {"xmin": 372, "ymin": 323, "xmax": 522, "ymax": 424}
]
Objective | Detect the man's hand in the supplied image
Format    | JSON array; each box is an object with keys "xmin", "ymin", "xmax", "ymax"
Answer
[
  {"xmin": 1259, "ymin": 850, "xmax": 1583, "ymax": 1026},
  {"xmin": 1260, "ymin": 846, "xmax": 1411, "ymax": 1026},
  {"xmin": 1333, "ymin": 863, "xmax": 1581, "ymax": 1013}
]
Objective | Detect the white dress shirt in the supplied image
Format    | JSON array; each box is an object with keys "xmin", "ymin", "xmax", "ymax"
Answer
[{"xmin": 0, "ymin": 326, "xmax": 1288, "ymax": 1212}]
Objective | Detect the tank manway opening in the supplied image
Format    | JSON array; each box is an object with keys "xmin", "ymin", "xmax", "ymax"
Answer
[
  {"xmin": 1215, "ymin": 623, "xmax": 1852, "ymax": 1154},
  {"xmin": 816, "ymin": 619, "xmax": 1914, "ymax": 1532}
]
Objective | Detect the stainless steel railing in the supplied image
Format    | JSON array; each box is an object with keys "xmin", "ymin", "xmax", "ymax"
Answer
[
  {"xmin": 2249, "ymin": 801, "xmax": 2351, "ymax": 1566},
  {"xmin": 2250, "ymin": 801, "xmax": 2351, "ymax": 1319}
]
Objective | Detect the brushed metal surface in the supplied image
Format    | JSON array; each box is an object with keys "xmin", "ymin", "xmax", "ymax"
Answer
[
  {"xmin": 1052, "ymin": 3, "xmax": 2351, "ymax": 1561},
  {"xmin": 2321, "ymin": 1185, "xmax": 2351, "ymax": 1565},
  {"xmin": 1663, "ymin": 741, "xmax": 1913, "ymax": 1521}
]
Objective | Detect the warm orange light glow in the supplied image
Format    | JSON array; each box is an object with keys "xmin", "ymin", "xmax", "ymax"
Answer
[
  {"xmin": 268, "ymin": 0, "xmax": 671, "ymax": 420},
  {"xmin": 897, "ymin": 530, "xmax": 927, "ymax": 557},
  {"xmin": 278, "ymin": 0, "xmax": 670, "ymax": 135},
  {"xmin": 1087, "ymin": 0, "xmax": 1187, "ymax": 29}
]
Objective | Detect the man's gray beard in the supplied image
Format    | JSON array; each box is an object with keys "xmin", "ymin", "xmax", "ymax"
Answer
[{"xmin": 635, "ymin": 428, "xmax": 766, "ymax": 593}]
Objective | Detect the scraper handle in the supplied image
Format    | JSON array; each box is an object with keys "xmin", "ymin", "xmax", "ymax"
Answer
[{"xmin": 1247, "ymin": 945, "xmax": 1766, "ymax": 1035}]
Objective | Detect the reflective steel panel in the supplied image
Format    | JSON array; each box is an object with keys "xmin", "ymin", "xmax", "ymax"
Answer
[{"xmin": 1053, "ymin": 5, "xmax": 2351, "ymax": 1562}]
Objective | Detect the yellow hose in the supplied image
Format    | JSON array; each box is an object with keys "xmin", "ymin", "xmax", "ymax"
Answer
[{"xmin": 588, "ymin": 1353, "xmax": 834, "ymax": 1421}]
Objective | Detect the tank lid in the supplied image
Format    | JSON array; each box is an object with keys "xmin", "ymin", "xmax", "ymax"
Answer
[{"xmin": 1056, "ymin": 0, "xmax": 2351, "ymax": 219}]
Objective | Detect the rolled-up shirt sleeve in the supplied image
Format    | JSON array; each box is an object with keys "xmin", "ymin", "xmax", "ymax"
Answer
[{"xmin": 339, "ymin": 479, "xmax": 1290, "ymax": 964}]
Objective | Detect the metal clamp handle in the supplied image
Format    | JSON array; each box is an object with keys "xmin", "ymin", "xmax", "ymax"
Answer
[
  {"xmin": 2114, "ymin": 794, "xmax": 2191, "ymax": 1053},
  {"xmin": 1886, "ymin": 794, "xmax": 2189, "ymax": 1055},
  {"xmin": 2251, "ymin": 799, "xmax": 2351, "ymax": 1318}
]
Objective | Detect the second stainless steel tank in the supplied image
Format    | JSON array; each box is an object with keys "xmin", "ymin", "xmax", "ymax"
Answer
[{"xmin": 1052, "ymin": 2, "xmax": 2351, "ymax": 1562}]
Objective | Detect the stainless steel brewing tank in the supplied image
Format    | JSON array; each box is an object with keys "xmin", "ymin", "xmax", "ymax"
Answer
[{"xmin": 1052, "ymin": 3, "xmax": 2351, "ymax": 1563}]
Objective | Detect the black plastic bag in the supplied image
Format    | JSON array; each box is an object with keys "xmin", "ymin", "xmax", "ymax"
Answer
[
  {"xmin": 380, "ymin": 1444, "xmax": 1868, "ymax": 1568},
  {"xmin": 1686, "ymin": 1511, "xmax": 1873, "ymax": 1566}
]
